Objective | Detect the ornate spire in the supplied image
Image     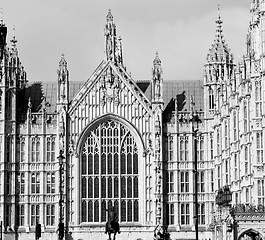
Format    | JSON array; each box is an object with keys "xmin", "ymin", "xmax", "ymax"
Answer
[
  {"xmin": 104, "ymin": 10, "xmax": 123, "ymax": 65},
  {"xmin": 206, "ymin": 5, "xmax": 233, "ymax": 63},
  {"xmin": 59, "ymin": 53, "xmax": 67, "ymax": 70},
  {"xmin": 106, "ymin": 9, "xmax": 113, "ymax": 23},
  {"xmin": 153, "ymin": 51, "xmax": 161, "ymax": 66}
]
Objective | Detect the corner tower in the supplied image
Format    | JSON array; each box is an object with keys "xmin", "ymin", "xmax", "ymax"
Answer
[{"xmin": 203, "ymin": 8, "xmax": 235, "ymax": 119}]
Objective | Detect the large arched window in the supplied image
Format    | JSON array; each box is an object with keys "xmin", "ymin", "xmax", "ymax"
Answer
[{"xmin": 80, "ymin": 120, "xmax": 139, "ymax": 223}]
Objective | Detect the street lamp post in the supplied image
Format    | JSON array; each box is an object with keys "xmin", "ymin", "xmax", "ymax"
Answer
[
  {"xmin": 57, "ymin": 150, "xmax": 65, "ymax": 240},
  {"xmin": 190, "ymin": 110, "xmax": 201, "ymax": 240},
  {"xmin": 0, "ymin": 221, "xmax": 2, "ymax": 240}
]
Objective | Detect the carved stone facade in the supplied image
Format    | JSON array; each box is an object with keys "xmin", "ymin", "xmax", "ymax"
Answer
[
  {"xmin": 1, "ymin": 2, "xmax": 265, "ymax": 240},
  {"xmin": 205, "ymin": 1, "xmax": 265, "ymax": 240}
]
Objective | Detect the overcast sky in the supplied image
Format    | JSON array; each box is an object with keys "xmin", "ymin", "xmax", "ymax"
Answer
[{"xmin": 2, "ymin": 0, "xmax": 250, "ymax": 83}]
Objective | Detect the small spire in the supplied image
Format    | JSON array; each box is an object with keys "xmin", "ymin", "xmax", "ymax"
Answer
[
  {"xmin": 217, "ymin": 4, "xmax": 221, "ymax": 19},
  {"xmin": 215, "ymin": 4, "xmax": 224, "ymax": 40},
  {"xmin": 10, "ymin": 25, "xmax": 17, "ymax": 49},
  {"xmin": 206, "ymin": 4, "xmax": 232, "ymax": 63},
  {"xmin": 59, "ymin": 53, "xmax": 67, "ymax": 68},
  {"xmin": 153, "ymin": 51, "xmax": 161, "ymax": 66},
  {"xmin": 0, "ymin": 8, "xmax": 4, "ymax": 26},
  {"xmin": 106, "ymin": 9, "xmax": 113, "ymax": 22}
]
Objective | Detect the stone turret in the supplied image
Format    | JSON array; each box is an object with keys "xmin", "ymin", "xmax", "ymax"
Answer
[{"xmin": 203, "ymin": 7, "xmax": 235, "ymax": 119}]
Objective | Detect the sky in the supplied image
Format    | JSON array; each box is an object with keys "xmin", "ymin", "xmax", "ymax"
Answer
[{"xmin": 1, "ymin": 0, "xmax": 250, "ymax": 83}]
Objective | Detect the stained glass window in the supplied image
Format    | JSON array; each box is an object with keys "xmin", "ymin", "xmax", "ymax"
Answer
[{"xmin": 81, "ymin": 120, "xmax": 139, "ymax": 223}]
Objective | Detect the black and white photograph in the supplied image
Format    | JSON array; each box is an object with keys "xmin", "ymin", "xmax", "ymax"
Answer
[{"xmin": 0, "ymin": 1, "xmax": 263, "ymax": 240}]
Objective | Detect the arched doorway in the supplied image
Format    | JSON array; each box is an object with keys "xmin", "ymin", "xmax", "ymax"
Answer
[
  {"xmin": 79, "ymin": 119, "xmax": 139, "ymax": 224},
  {"xmin": 238, "ymin": 229, "xmax": 263, "ymax": 240}
]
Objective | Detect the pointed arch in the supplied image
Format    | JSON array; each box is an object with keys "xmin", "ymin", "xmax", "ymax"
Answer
[
  {"xmin": 76, "ymin": 113, "xmax": 144, "ymax": 224},
  {"xmin": 238, "ymin": 229, "xmax": 264, "ymax": 240},
  {"xmin": 76, "ymin": 113, "xmax": 145, "ymax": 156}
]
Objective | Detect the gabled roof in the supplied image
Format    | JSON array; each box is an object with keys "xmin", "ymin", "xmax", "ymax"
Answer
[{"xmin": 67, "ymin": 60, "xmax": 153, "ymax": 114}]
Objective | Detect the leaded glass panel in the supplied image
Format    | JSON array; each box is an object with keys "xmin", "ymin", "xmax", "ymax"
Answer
[{"xmin": 81, "ymin": 120, "xmax": 139, "ymax": 223}]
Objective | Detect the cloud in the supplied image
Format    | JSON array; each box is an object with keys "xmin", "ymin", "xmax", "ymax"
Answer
[{"xmin": 1, "ymin": 0, "xmax": 250, "ymax": 82}]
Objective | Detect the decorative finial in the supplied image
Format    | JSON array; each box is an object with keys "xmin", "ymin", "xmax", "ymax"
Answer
[
  {"xmin": 215, "ymin": 4, "xmax": 223, "ymax": 40},
  {"xmin": 216, "ymin": 4, "xmax": 222, "ymax": 25},
  {"xmin": 153, "ymin": 51, "xmax": 161, "ymax": 66},
  {"xmin": 10, "ymin": 25, "xmax": 17, "ymax": 49},
  {"xmin": 59, "ymin": 53, "xmax": 67, "ymax": 67},
  {"xmin": 106, "ymin": 9, "xmax": 113, "ymax": 22},
  {"xmin": 0, "ymin": 8, "xmax": 4, "ymax": 26}
]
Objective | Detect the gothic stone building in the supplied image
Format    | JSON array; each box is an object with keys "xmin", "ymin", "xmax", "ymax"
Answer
[{"xmin": 1, "ymin": 2, "xmax": 265, "ymax": 240}]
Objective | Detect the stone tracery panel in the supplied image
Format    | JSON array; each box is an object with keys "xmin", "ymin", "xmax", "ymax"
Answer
[{"xmin": 80, "ymin": 119, "xmax": 139, "ymax": 223}]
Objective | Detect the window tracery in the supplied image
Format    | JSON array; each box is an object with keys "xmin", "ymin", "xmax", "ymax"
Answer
[{"xmin": 81, "ymin": 120, "xmax": 139, "ymax": 223}]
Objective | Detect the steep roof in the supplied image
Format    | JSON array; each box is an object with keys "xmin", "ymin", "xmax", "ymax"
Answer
[{"xmin": 18, "ymin": 80, "xmax": 203, "ymax": 114}]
